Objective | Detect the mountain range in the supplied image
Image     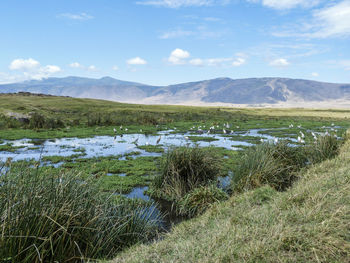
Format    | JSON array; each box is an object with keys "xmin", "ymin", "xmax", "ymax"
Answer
[{"xmin": 1, "ymin": 76, "xmax": 350, "ymax": 107}]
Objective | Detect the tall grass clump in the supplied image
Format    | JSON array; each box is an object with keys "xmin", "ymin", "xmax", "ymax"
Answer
[
  {"xmin": 150, "ymin": 146, "xmax": 221, "ymax": 201},
  {"xmin": 306, "ymin": 134, "xmax": 342, "ymax": 164},
  {"xmin": 232, "ymin": 141, "xmax": 307, "ymax": 192},
  {"xmin": 178, "ymin": 185, "xmax": 228, "ymax": 217},
  {"xmin": 0, "ymin": 165, "xmax": 161, "ymax": 262}
]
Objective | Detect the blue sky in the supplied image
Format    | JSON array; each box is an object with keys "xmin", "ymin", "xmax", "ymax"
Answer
[{"xmin": 0, "ymin": 0, "xmax": 349, "ymax": 85}]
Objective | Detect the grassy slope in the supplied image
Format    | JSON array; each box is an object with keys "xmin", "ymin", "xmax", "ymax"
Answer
[{"xmin": 113, "ymin": 137, "xmax": 350, "ymax": 262}]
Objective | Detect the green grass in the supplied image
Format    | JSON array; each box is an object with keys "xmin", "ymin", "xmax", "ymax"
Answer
[
  {"xmin": 232, "ymin": 141, "xmax": 308, "ymax": 192},
  {"xmin": 112, "ymin": 135, "xmax": 350, "ymax": 263},
  {"xmin": 137, "ymin": 144, "xmax": 165, "ymax": 153},
  {"xmin": 149, "ymin": 147, "xmax": 222, "ymax": 202},
  {"xmin": 0, "ymin": 164, "xmax": 162, "ymax": 262},
  {"xmin": 1, "ymin": 93, "xmax": 349, "ymax": 140},
  {"xmin": 0, "ymin": 143, "xmax": 25, "ymax": 152}
]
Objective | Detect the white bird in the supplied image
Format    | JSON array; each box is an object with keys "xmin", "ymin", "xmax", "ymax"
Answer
[
  {"xmin": 289, "ymin": 124, "xmax": 294, "ymax": 128},
  {"xmin": 113, "ymin": 128, "xmax": 117, "ymax": 133},
  {"xmin": 260, "ymin": 138, "xmax": 264, "ymax": 143},
  {"xmin": 223, "ymin": 129, "xmax": 227, "ymax": 134},
  {"xmin": 297, "ymin": 125, "xmax": 301, "ymax": 128},
  {"xmin": 297, "ymin": 136, "xmax": 302, "ymax": 143},
  {"xmin": 120, "ymin": 125, "xmax": 123, "ymax": 130},
  {"xmin": 184, "ymin": 136, "xmax": 189, "ymax": 141},
  {"xmin": 331, "ymin": 123, "xmax": 335, "ymax": 126},
  {"xmin": 236, "ymin": 126, "xmax": 240, "ymax": 129},
  {"xmin": 274, "ymin": 137, "xmax": 279, "ymax": 144},
  {"xmin": 300, "ymin": 131, "xmax": 305, "ymax": 138},
  {"xmin": 125, "ymin": 128, "xmax": 128, "ymax": 131}
]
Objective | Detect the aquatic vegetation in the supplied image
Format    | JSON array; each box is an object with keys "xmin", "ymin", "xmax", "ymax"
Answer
[
  {"xmin": 306, "ymin": 133, "xmax": 342, "ymax": 164},
  {"xmin": 178, "ymin": 185, "xmax": 228, "ymax": 217},
  {"xmin": 150, "ymin": 146, "xmax": 221, "ymax": 201},
  {"xmin": 0, "ymin": 143, "xmax": 25, "ymax": 152},
  {"xmin": 232, "ymin": 141, "xmax": 307, "ymax": 192},
  {"xmin": 0, "ymin": 165, "xmax": 162, "ymax": 262},
  {"xmin": 137, "ymin": 144, "xmax": 165, "ymax": 153}
]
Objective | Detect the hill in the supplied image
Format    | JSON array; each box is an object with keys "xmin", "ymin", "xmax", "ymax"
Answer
[{"xmin": 1, "ymin": 77, "xmax": 350, "ymax": 107}]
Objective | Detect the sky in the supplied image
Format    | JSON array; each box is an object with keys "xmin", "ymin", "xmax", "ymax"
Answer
[{"xmin": 0, "ymin": 0, "xmax": 350, "ymax": 86}]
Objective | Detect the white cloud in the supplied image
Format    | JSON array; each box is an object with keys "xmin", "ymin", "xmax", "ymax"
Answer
[
  {"xmin": 58, "ymin": 12, "xmax": 94, "ymax": 20},
  {"xmin": 232, "ymin": 57, "xmax": 246, "ymax": 66},
  {"xmin": 87, "ymin": 65, "xmax": 97, "ymax": 71},
  {"xmin": 159, "ymin": 29, "xmax": 194, "ymax": 39},
  {"xmin": 272, "ymin": 1, "xmax": 350, "ymax": 38},
  {"xmin": 112, "ymin": 66, "xmax": 119, "ymax": 71},
  {"xmin": 127, "ymin": 57, "xmax": 147, "ymax": 65},
  {"xmin": 189, "ymin": 58, "xmax": 204, "ymax": 66},
  {"xmin": 42, "ymin": 65, "xmax": 61, "ymax": 74},
  {"xmin": 311, "ymin": 72, "xmax": 319, "ymax": 77},
  {"xmin": 168, "ymin": 48, "xmax": 190, "ymax": 64},
  {"xmin": 69, "ymin": 62, "xmax": 83, "ymax": 68},
  {"xmin": 136, "ymin": 0, "xmax": 217, "ymax": 8},
  {"xmin": 309, "ymin": 0, "xmax": 350, "ymax": 38},
  {"xmin": 8, "ymin": 58, "xmax": 61, "ymax": 81},
  {"xmin": 247, "ymin": 0, "xmax": 321, "ymax": 9},
  {"xmin": 269, "ymin": 58, "xmax": 290, "ymax": 67},
  {"xmin": 9, "ymin": 58, "xmax": 40, "ymax": 71}
]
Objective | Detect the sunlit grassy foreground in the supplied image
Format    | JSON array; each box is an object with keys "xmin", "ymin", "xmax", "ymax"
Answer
[{"xmin": 112, "ymin": 135, "xmax": 350, "ymax": 262}]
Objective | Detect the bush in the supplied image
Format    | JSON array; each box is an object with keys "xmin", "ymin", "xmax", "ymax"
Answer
[
  {"xmin": 232, "ymin": 141, "xmax": 307, "ymax": 192},
  {"xmin": 178, "ymin": 185, "xmax": 228, "ymax": 217},
  {"xmin": 0, "ymin": 165, "xmax": 161, "ymax": 262},
  {"xmin": 151, "ymin": 146, "xmax": 221, "ymax": 201}
]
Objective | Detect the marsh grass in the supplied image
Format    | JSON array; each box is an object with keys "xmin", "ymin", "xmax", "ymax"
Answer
[
  {"xmin": 150, "ymin": 146, "xmax": 221, "ymax": 201},
  {"xmin": 0, "ymin": 164, "xmax": 161, "ymax": 262},
  {"xmin": 306, "ymin": 134, "xmax": 341, "ymax": 164},
  {"xmin": 232, "ymin": 141, "xmax": 307, "ymax": 192},
  {"xmin": 178, "ymin": 185, "xmax": 228, "ymax": 217}
]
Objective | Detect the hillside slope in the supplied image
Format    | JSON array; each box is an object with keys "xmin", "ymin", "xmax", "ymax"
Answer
[
  {"xmin": 1, "ymin": 77, "xmax": 350, "ymax": 106},
  {"xmin": 112, "ymin": 136, "xmax": 350, "ymax": 263}
]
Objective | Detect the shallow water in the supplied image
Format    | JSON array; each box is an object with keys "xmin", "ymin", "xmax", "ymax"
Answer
[{"xmin": 0, "ymin": 126, "xmax": 340, "ymax": 163}]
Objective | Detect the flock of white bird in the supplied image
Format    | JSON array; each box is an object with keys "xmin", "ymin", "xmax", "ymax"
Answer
[{"xmin": 111, "ymin": 122, "xmax": 338, "ymax": 147}]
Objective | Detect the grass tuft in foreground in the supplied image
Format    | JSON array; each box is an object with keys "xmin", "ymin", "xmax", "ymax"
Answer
[{"xmin": 0, "ymin": 164, "xmax": 161, "ymax": 262}]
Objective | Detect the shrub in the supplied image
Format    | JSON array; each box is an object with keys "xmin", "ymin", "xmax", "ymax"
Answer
[
  {"xmin": 151, "ymin": 146, "xmax": 221, "ymax": 201},
  {"xmin": 0, "ymin": 165, "xmax": 161, "ymax": 262},
  {"xmin": 178, "ymin": 185, "xmax": 228, "ymax": 217},
  {"xmin": 232, "ymin": 141, "xmax": 307, "ymax": 192}
]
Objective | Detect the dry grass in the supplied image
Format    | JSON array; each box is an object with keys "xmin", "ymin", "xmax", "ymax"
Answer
[{"xmin": 112, "ymin": 137, "xmax": 350, "ymax": 263}]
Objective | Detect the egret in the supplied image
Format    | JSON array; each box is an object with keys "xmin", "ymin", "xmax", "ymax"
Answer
[
  {"xmin": 289, "ymin": 124, "xmax": 294, "ymax": 128},
  {"xmin": 113, "ymin": 128, "xmax": 117, "ymax": 133},
  {"xmin": 297, "ymin": 136, "xmax": 302, "ymax": 143},
  {"xmin": 300, "ymin": 131, "xmax": 305, "ymax": 138},
  {"xmin": 260, "ymin": 138, "xmax": 264, "ymax": 143},
  {"xmin": 223, "ymin": 129, "xmax": 227, "ymax": 134},
  {"xmin": 331, "ymin": 123, "xmax": 335, "ymax": 126},
  {"xmin": 274, "ymin": 137, "xmax": 279, "ymax": 144}
]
